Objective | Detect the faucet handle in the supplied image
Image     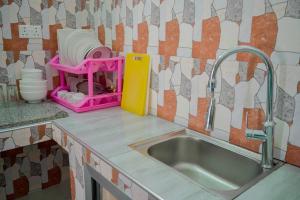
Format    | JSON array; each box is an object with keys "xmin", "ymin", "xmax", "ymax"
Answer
[
  {"xmin": 245, "ymin": 129, "xmax": 267, "ymax": 142},
  {"xmin": 245, "ymin": 112, "xmax": 266, "ymax": 142},
  {"xmin": 207, "ymin": 79, "xmax": 216, "ymax": 94}
]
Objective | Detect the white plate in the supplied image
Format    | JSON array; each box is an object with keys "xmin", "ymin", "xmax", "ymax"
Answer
[
  {"xmin": 71, "ymin": 36, "xmax": 100, "ymax": 65},
  {"xmin": 63, "ymin": 30, "xmax": 86, "ymax": 65},
  {"xmin": 66, "ymin": 30, "xmax": 97, "ymax": 66},
  {"xmin": 75, "ymin": 40, "xmax": 100, "ymax": 65},
  {"xmin": 72, "ymin": 37, "xmax": 93, "ymax": 65},
  {"xmin": 62, "ymin": 30, "xmax": 77, "ymax": 65},
  {"xmin": 57, "ymin": 29, "xmax": 73, "ymax": 65}
]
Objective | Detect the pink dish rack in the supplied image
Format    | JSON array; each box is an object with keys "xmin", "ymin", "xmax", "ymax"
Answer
[{"xmin": 48, "ymin": 55, "xmax": 124, "ymax": 113}]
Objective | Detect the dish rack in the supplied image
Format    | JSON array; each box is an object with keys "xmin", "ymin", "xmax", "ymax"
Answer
[{"xmin": 48, "ymin": 55, "xmax": 124, "ymax": 112}]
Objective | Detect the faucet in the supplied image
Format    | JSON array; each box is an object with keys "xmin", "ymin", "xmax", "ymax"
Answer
[{"xmin": 205, "ymin": 46, "xmax": 275, "ymax": 169}]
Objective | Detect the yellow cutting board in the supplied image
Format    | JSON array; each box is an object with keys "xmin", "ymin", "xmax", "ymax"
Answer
[{"xmin": 121, "ymin": 53, "xmax": 150, "ymax": 116}]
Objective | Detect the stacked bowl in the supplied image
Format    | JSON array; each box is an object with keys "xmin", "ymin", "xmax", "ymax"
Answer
[{"xmin": 20, "ymin": 69, "xmax": 48, "ymax": 103}]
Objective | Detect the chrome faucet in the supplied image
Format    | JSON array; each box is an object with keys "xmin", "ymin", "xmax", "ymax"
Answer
[{"xmin": 205, "ymin": 46, "xmax": 275, "ymax": 169}]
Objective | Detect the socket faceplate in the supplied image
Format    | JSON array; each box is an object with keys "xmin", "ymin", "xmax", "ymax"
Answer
[{"xmin": 19, "ymin": 25, "xmax": 42, "ymax": 38}]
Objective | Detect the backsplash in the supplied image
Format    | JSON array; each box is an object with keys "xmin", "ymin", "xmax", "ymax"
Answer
[{"xmin": 0, "ymin": 0, "xmax": 299, "ymax": 168}]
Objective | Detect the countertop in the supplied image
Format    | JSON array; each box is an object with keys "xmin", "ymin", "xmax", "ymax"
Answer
[
  {"xmin": 236, "ymin": 164, "xmax": 300, "ymax": 200},
  {"xmin": 53, "ymin": 107, "xmax": 300, "ymax": 200},
  {"xmin": 0, "ymin": 101, "xmax": 68, "ymax": 130}
]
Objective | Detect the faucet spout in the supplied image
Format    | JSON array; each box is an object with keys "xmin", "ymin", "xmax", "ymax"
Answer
[{"xmin": 205, "ymin": 46, "xmax": 275, "ymax": 169}]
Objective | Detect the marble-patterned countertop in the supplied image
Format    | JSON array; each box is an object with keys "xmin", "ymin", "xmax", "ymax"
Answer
[
  {"xmin": 236, "ymin": 164, "xmax": 300, "ymax": 200},
  {"xmin": 54, "ymin": 107, "xmax": 222, "ymax": 200},
  {"xmin": 53, "ymin": 107, "xmax": 300, "ymax": 200},
  {"xmin": 0, "ymin": 101, "xmax": 68, "ymax": 130}
]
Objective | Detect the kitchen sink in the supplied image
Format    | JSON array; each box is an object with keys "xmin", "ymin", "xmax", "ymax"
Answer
[{"xmin": 130, "ymin": 130, "xmax": 283, "ymax": 199}]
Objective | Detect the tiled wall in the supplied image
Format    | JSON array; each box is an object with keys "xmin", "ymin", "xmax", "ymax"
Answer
[
  {"xmin": 0, "ymin": 124, "xmax": 53, "ymax": 152},
  {"xmin": 108, "ymin": 0, "xmax": 300, "ymax": 167},
  {"xmin": 0, "ymin": 0, "xmax": 300, "ymax": 167},
  {"xmin": 0, "ymin": 124, "xmax": 69, "ymax": 199}
]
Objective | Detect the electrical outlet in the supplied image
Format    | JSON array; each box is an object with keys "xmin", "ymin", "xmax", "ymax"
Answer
[{"xmin": 18, "ymin": 25, "xmax": 42, "ymax": 38}]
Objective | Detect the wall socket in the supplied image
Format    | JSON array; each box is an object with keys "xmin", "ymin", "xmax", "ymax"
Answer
[{"xmin": 19, "ymin": 25, "xmax": 42, "ymax": 38}]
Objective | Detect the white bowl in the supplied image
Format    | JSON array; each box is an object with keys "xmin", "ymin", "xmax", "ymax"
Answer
[
  {"xmin": 20, "ymin": 90, "xmax": 47, "ymax": 103},
  {"xmin": 20, "ymin": 89, "xmax": 47, "ymax": 94},
  {"xmin": 20, "ymin": 85, "xmax": 48, "ymax": 91},
  {"xmin": 21, "ymin": 68, "xmax": 42, "ymax": 73},
  {"xmin": 21, "ymin": 69, "xmax": 43, "ymax": 80},
  {"xmin": 20, "ymin": 80, "xmax": 47, "ymax": 87},
  {"xmin": 22, "ymin": 74, "xmax": 43, "ymax": 80}
]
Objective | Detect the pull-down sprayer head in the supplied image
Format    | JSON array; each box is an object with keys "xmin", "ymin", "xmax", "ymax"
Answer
[
  {"xmin": 205, "ymin": 97, "xmax": 216, "ymax": 131},
  {"xmin": 205, "ymin": 79, "xmax": 216, "ymax": 131}
]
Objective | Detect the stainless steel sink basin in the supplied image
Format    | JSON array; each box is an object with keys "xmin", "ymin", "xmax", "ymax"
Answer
[{"xmin": 130, "ymin": 130, "xmax": 283, "ymax": 199}]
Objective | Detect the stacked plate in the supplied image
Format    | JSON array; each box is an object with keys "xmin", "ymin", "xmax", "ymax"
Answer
[
  {"xmin": 58, "ymin": 29, "xmax": 112, "ymax": 66},
  {"xmin": 20, "ymin": 69, "xmax": 48, "ymax": 103}
]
